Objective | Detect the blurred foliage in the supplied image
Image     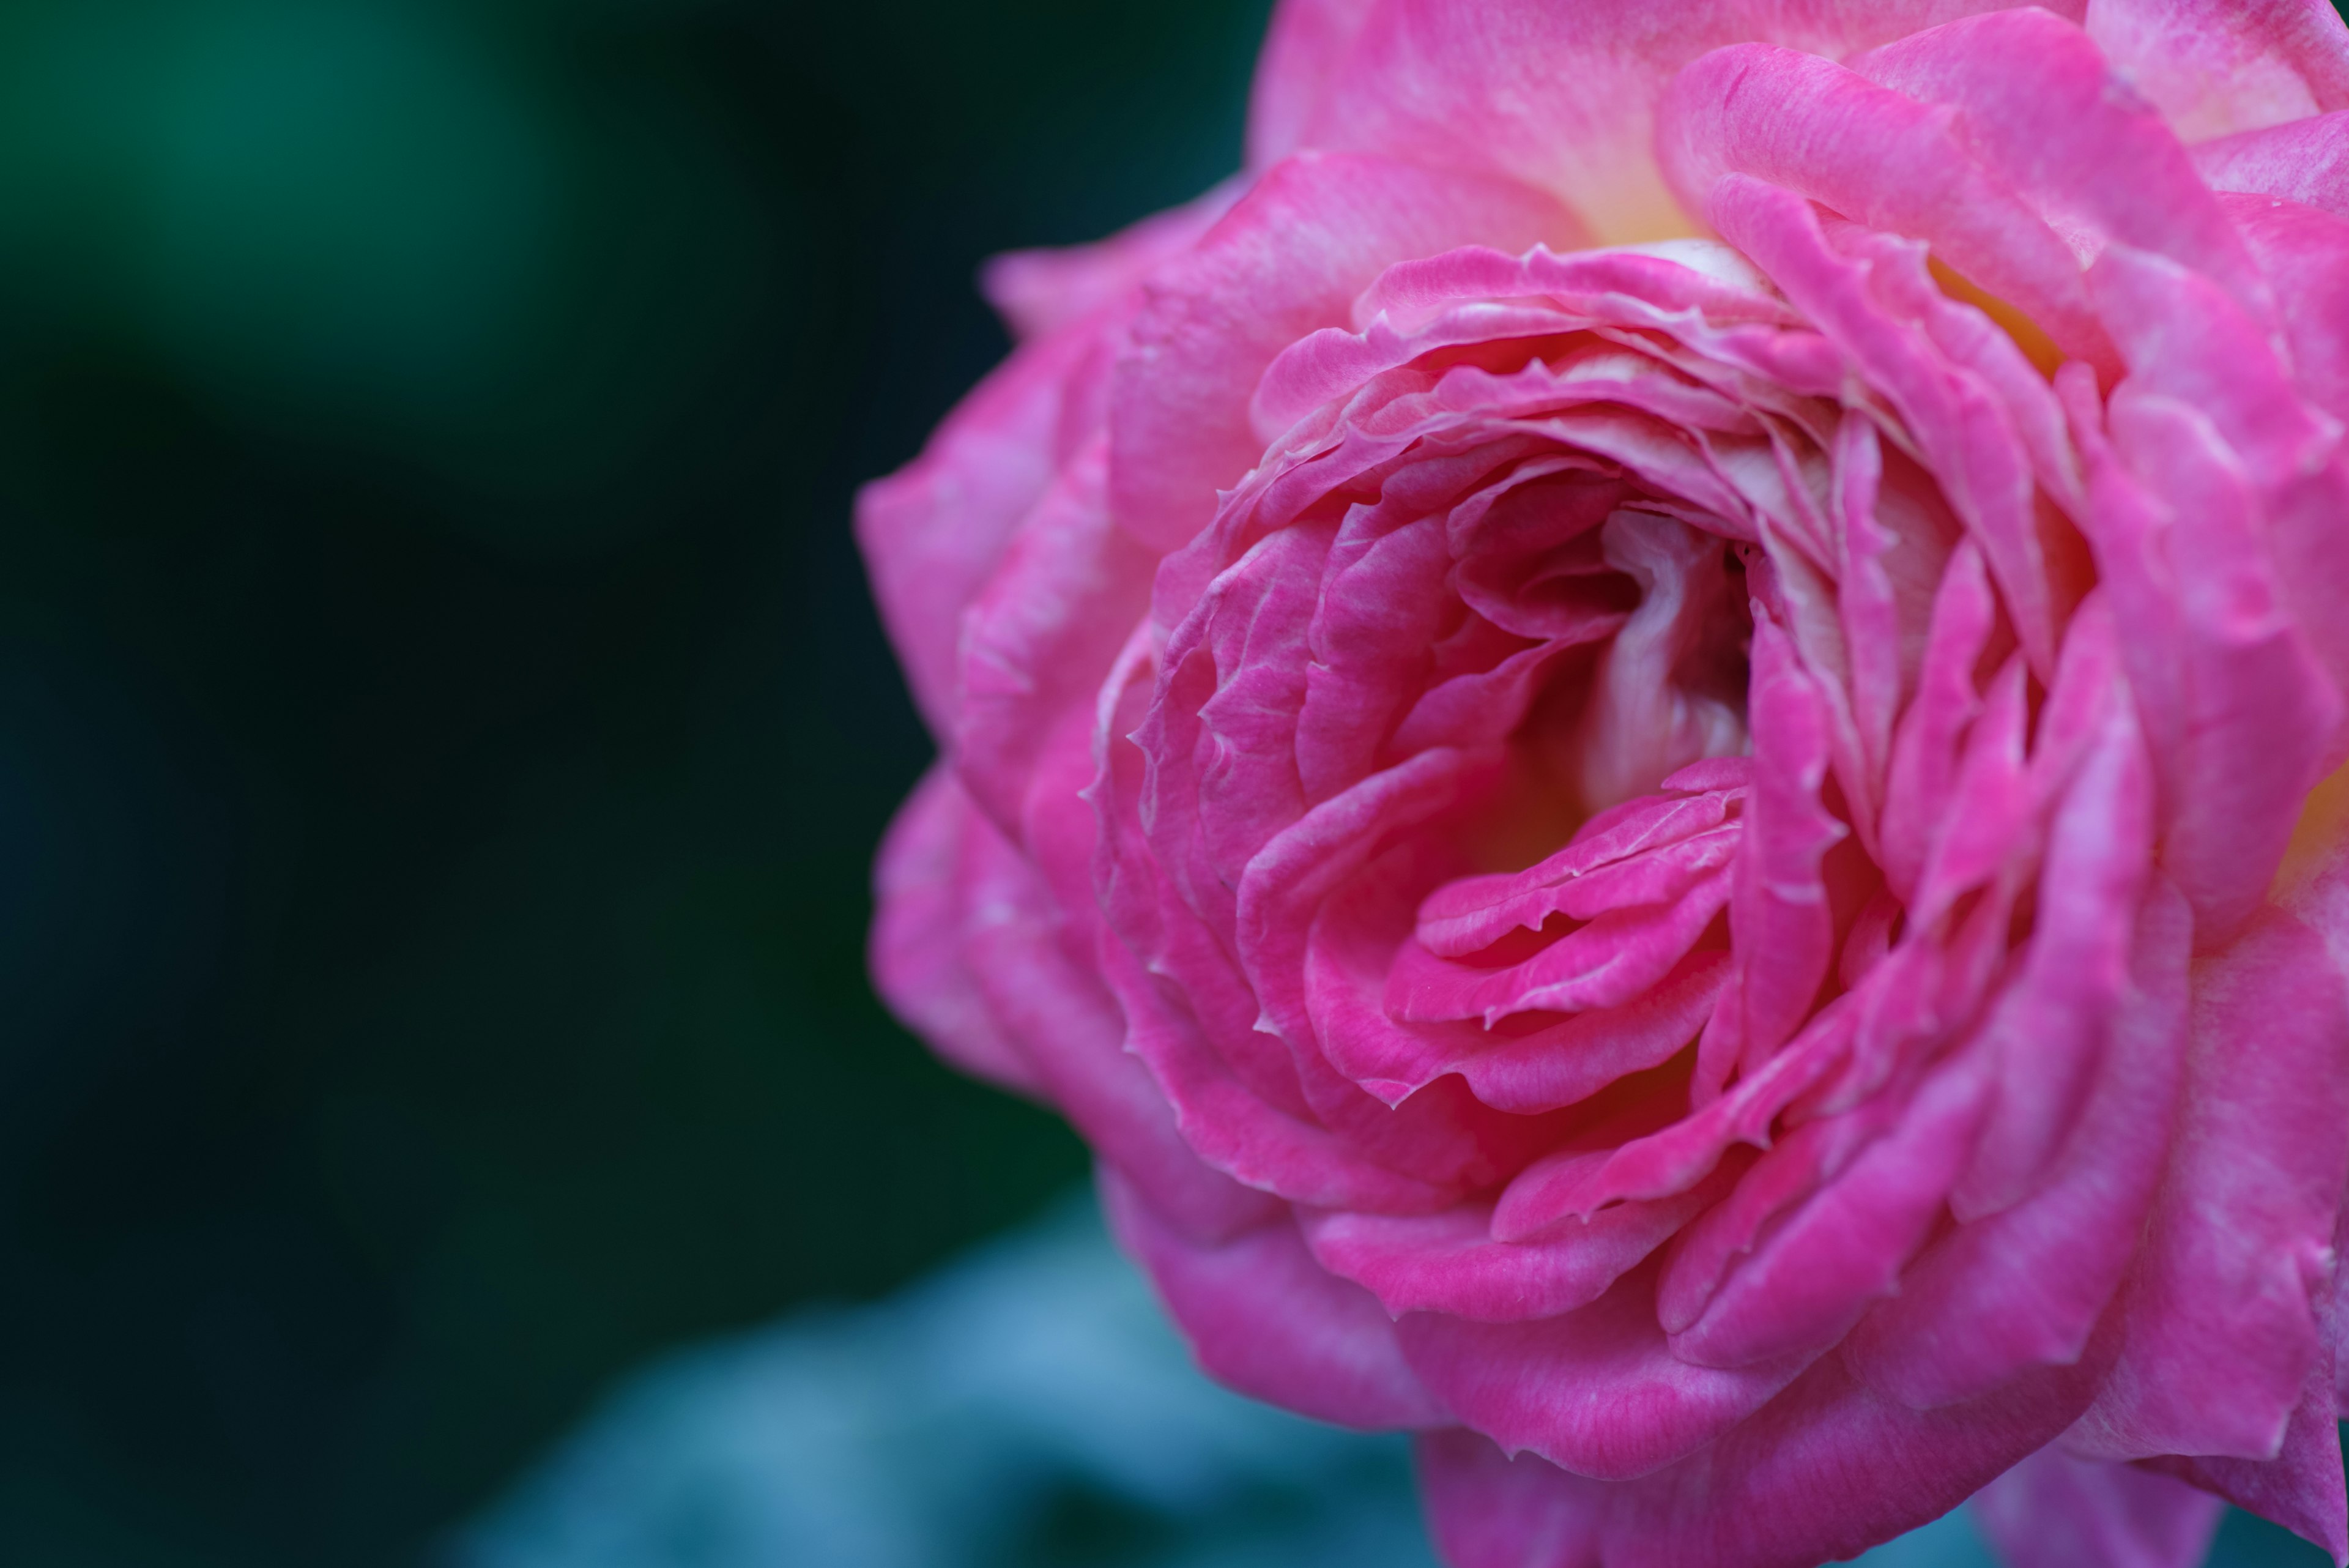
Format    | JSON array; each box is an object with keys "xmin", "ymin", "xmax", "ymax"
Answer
[{"xmin": 0, "ymin": 0, "xmax": 1269, "ymax": 1562}]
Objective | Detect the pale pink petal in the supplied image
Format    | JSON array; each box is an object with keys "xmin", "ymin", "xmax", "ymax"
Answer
[
  {"xmin": 1854, "ymin": 7, "xmax": 2276, "ymax": 327},
  {"xmin": 1302, "ymin": 0, "xmax": 2084, "ymax": 245},
  {"xmin": 2194, "ymin": 111, "xmax": 2349, "ymax": 218},
  {"xmin": 2085, "ymin": 0, "xmax": 2349, "ymax": 141},
  {"xmin": 1245, "ymin": 0, "xmax": 1381, "ymax": 168},
  {"xmin": 1660, "ymin": 45, "xmax": 2113, "ymax": 374},
  {"xmin": 979, "ymin": 179, "xmax": 1240, "ymax": 345}
]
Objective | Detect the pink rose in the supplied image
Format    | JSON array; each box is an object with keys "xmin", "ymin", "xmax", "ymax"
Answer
[{"xmin": 858, "ymin": 4, "xmax": 2349, "ymax": 1564}]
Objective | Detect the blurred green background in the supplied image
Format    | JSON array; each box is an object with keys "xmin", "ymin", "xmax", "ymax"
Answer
[{"xmin": 0, "ymin": 1, "xmax": 1269, "ymax": 1562}]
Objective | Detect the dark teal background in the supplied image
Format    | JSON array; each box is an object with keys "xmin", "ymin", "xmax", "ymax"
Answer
[{"xmin": 0, "ymin": 1, "xmax": 1267, "ymax": 1562}]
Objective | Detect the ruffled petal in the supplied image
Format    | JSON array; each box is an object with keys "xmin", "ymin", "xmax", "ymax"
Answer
[
  {"xmin": 1110, "ymin": 150, "xmax": 1577, "ymax": 552},
  {"xmin": 1853, "ymin": 7, "xmax": 2274, "ymax": 330},
  {"xmin": 1661, "ymin": 43, "xmax": 2113, "ymax": 374}
]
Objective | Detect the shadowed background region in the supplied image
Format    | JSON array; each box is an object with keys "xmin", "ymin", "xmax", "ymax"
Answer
[
  {"xmin": 0, "ymin": 4, "xmax": 2340, "ymax": 1567},
  {"xmin": 0, "ymin": 1, "xmax": 1265, "ymax": 1562}
]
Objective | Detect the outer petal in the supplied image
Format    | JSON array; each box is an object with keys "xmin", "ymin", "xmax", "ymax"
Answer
[
  {"xmin": 856, "ymin": 322, "xmax": 1106, "ymax": 735},
  {"xmin": 2066, "ymin": 899, "xmax": 2349, "ymax": 1464},
  {"xmin": 979, "ymin": 180, "xmax": 1240, "ymax": 346},
  {"xmin": 1097, "ymin": 1165, "xmax": 1450, "ymax": 1430},
  {"xmin": 951, "ymin": 440, "xmax": 1153, "ymax": 836},
  {"xmin": 1970, "ymin": 1446, "xmax": 2224, "ymax": 1568},
  {"xmin": 2145, "ymin": 1356, "xmax": 2348, "ymax": 1566},
  {"xmin": 2084, "ymin": 0, "xmax": 2349, "ymax": 141},
  {"xmin": 1301, "ymin": 0, "xmax": 2083, "ymax": 244},
  {"xmin": 1416, "ymin": 1341, "xmax": 2109, "ymax": 1568},
  {"xmin": 1397, "ymin": 1265, "xmax": 1811, "ymax": 1481},
  {"xmin": 2194, "ymin": 111, "xmax": 2349, "ymax": 219},
  {"xmin": 960, "ymin": 787, "xmax": 1279, "ymax": 1244},
  {"xmin": 2219, "ymin": 191, "xmax": 2349, "ymax": 426},
  {"xmin": 1245, "ymin": 0, "xmax": 1380, "ymax": 168},
  {"xmin": 1110, "ymin": 150, "xmax": 1578, "ymax": 552},
  {"xmin": 869, "ymin": 765, "xmax": 1041, "ymax": 1095}
]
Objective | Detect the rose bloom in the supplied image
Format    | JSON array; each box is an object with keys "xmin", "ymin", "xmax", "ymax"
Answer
[{"xmin": 857, "ymin": 4, "xmax": 2349, "ymax": 1565}]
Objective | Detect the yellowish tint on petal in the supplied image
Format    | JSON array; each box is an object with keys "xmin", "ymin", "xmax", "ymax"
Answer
[
  {"xmin": 2273, "ymin": 760, "xmax": 2349, "ymax": 905},
  {"xmin": 1572, "ymin": 169, "xmax": 1707, "ymax": 247},
  {"xmin": 1928, "ymin": 258, "xmax": 2065, "ymax": 379}
]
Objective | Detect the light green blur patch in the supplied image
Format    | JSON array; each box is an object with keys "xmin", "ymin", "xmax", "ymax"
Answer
[
  {"xmin": 0, "ymin": 0, "xmax": 803, "ymax": 548},
  {"xmin": 0, "ymin": 0, "xmax": 555, "ymax": 417}
]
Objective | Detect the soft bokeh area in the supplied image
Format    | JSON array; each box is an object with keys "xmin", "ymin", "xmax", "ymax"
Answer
[{"xmin": 0, "ymin": 3, "xmax": 2337, "ymax": 1566}]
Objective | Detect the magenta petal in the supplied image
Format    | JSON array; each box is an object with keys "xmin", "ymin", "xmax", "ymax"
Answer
[
  {"xmin": 1397, "ymin": 1265, "xmax": 1809, "ymax": 1480},
  {"xmin": 1707, "ymin": 174, "xmax": 2067, "ymax": 673},
  {"xmin": 952, "ymin": 440, "xmax": 1153, "ymax": 837},
  {"xmin": 959, "ymin": 805, "xmax": 1278, "ymax": 1244},
  {"xmin": 2223, "ymin": 190, "xmax": 2349, "ymax": 428},
  {"xmin": 1971, "ymin": 1446, "xmax": 2225, "ymax": 1568},
  {"xmin": 1416, "ymin": 1429, "xmax": 1605, "ymax": 1568},
  {"xmin": 1301, "ymin": 1180, "xmax": 1719, "ymax": 1324},
  {"xmin": 1099, "ymin": 1165, "xmax": 1449, "ymax": 1430},
  {"xmin": 1727, "ymin": 614, "xmax": 1844, "ymax": 1063},
  {"xmin": 856, "ymin": 322, "xmax": 1102, "ymax": 734},
  {"xmin": 1668, "ymin": 1051, "xmax": 1991, "ymax": 1372},
  {"xmin": 1847, "ymin": 874, "xmax": 2187, "ymax": 1411},
  {"xmin": 1417, "ymin": 1339, "xmax": 2110, "ymax": 1568},
  {"xmin": 2144, "ymin": 1353, "xmax": 2349, "ymax": 1564},
  {"xmin": 2068, "ymin": 899, "xmax": 2349, "ymax": 1464},
  {"xmin": 869, "ymin": 765, "xmax": 1042, "ymax": 1096}
]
